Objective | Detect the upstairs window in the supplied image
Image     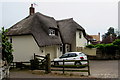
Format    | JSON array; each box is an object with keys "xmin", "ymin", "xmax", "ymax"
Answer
[{"xmin": 49, "ymin": 29, "xmax": 55, "ymax": 36}]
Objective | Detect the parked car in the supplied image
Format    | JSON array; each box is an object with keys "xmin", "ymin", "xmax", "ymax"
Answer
[{"xmin": 53, "ymin": 52, "xmax": 88, "ymax": 66}]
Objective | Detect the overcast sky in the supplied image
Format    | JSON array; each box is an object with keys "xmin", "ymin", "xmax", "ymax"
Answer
[{"xmin": 0, "ymin": 0, "xmax": 119, "ymax": 38}]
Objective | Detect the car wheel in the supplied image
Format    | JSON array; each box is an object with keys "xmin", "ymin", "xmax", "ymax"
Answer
[
  {"xmin": 75, "ymin": 62, "xmax": 82, "ymax": 67},
  {"xmin": 54, "ymin": 62, "xmax": 59, "ymax": 65}
]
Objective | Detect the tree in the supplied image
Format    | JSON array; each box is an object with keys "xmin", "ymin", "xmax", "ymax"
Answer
[
  {"xmin": 118, "ymin": 35, "xmax": 120, "ymax": 39},
  {"xmin": 102, "ymin": 27, "xmax": 117, "ymax": 44},
  {"xmin": 1, "ymin": 27, "xmax": 13, "ymax": 65},
  {"xmin": 115, "ymin": 28, "xmax": 120, "ymax": 39}
]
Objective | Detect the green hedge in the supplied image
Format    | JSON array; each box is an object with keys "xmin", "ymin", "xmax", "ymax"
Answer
[{"xmin": 86, "ymin": 39, "xmax": 120, "ymax": 55}]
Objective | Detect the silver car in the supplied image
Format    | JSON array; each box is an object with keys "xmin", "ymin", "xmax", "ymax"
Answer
[{"xmin": 53, "ymin": 52, "xmax": 88, "ymax": 66}]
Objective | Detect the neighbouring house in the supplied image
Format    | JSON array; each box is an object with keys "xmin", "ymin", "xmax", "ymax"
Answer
[
  {"xmin": 86, "ymin": 33, "xmax": 101, "ymax": 45},
  {"xmin": 7, "ymin": 4, "xmax": 88, "ymax": 62}
]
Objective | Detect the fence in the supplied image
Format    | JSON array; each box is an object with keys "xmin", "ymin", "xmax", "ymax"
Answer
[
  {"xmin": 11, "ymin": 62, "xmax": 30, "ymax": 69},
  {"xmin": 33, "ymin": 53, "xmax": 51, "ymax": 73},
  {"xmin": 10, "ymin": 54, "xmax": 90, "ymax": 75},
  {"xmin": 0, "ymin": 66, "xmax": 10, "ymax": 80},
  {"xmin": 51, "ymin": 59, "xmax": 90, "ymax": 75},
  {"xmin": 11, "ymin": 53, "xmax": 51, "ymax": 73}
]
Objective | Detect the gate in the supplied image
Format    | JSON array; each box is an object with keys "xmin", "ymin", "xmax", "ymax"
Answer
[{"xmin": 31, "ymin": 53, "xmax": 51, "ymax": 73}]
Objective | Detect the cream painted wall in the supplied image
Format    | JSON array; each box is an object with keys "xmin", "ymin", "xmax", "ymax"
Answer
[
  {"xmin": 76, "ymin": 30, "xmax": 87, "ymax": 47},
  {"xmin": 71, "ymin": 36, "xmax": 76, "ymax": 52},
  {"xmin": 11, "ymin": 35, "xmax": 41, "ymax": 62},
  {"xmin": 44, "ymin": 45, "xmax": 62, "ymax": 60},
  {"xmin": 10, "ymin": 35, "xmax": 61, "ymax": 62}
]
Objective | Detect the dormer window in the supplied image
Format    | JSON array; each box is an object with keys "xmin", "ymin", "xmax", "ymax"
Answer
[{"xmin": 49, "ymin": 29, "xmax": 55, "ymax": 36}]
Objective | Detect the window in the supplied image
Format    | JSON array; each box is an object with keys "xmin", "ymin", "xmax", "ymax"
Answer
[
  {"xmin": 79, "ymin": 32, "xmax": 82, "ymax": 38},
  {"xmin": 60, "ymin": 54, "xmax": 68, "ymax": 58},
  {"xmin": 10, "ymin": 37, "xmax": 12, "ymax": 43},
  {"xmin": 60, "ymin": 45, "xmax": 63, "ymax": 52},
  {"xmin": 49, "ymin": 29, "xmax": 55, "ymax": 36},
  {"xmin": 66, "ymin": 44, "xmax": 71, "ymax": 52},
  {"xmin": 68, "ymin": 53, "xmax": 77, "ymax": 57}
]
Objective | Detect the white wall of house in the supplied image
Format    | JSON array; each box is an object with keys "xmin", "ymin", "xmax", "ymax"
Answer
[
  {"xmin": 44, "ymin": 45, "xmax": 62, "ymax": 60},
  {"xmin": 11, "ymin": 35, "xmax": 41, "ymax": 62},
  {"xmin": 76, "ymin": 30, "xmax": 87, "ymax": 48},
  {"xmin": 71, "ymin": 36, "xmax": 76, "ymax": 52},
  {"xmin": 10, "ymin": 35, "xmax": 61, "ymax": 62}
]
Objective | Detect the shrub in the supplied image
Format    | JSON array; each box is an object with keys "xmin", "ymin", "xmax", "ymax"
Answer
[
  {"xmin": 86, "ymin": 44, "xmax": 95, "ymax": 48},
  {"xmin": 113, "ymin": 39, "xmax": 120, "ymax": 45},
  {"xmin": 104, "ymin": 44, "xmax": 117, "ymax": 54},
  {"xmin": 95, "ymin": 44, "xmax": 105, "ymax": 49}
]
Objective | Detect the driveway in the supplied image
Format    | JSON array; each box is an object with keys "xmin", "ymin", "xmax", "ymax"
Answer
[
  {"xmin": 9, "ymin": 60, "xmax": 119, "ymax": 78},
  {"xmin": 89, "ymin": 60, "xmax": 118, "ymax": 78}
]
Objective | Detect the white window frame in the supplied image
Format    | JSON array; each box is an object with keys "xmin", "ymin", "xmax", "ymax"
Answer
[{"xmin": 49, "ymin": 29, "xmax": 55, "ymax": 36}]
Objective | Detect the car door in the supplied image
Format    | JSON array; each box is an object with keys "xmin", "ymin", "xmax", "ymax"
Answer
[
  {"xmin": 64, "ymin": 53, "xmax": 78, "ymax": 65},
  {"xmin": 58, "ymin": 53, "xmax": 69, "ymax": 65}
]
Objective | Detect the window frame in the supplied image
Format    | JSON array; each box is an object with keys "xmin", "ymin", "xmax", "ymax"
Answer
[{"xmin": 49, "ymin": 29, "xmax": 55, "ymax": 36}]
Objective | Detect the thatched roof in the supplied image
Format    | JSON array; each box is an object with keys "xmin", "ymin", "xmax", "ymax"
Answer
[
  {"xmin": 57, "ymin": 18, "xmax": 86, "ymax": 44},
  {"xmin": 7, "ymin": 12, "xmax": 87, "ymax": 46},
  {"xmin": 7, "ymin": 12, "xmax": 62, "ymax": 47}
]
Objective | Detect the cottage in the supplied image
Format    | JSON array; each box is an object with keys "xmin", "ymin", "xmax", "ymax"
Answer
[
  {"xmin": 57, "ymin": 18, "xmax": 88, "ymax": 53},
  {"xmin": 7, "ymin": 4, "xmax": 88, "ymax": 62}
]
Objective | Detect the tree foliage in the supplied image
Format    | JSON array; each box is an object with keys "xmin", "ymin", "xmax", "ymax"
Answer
[
  {"xmin": 113, "ymin": 39, "xmax": 120, "ymax": 45},
  {"xmin": 102, "ymin": 27, "xmax": 117, "ymax": 44},
  {"xmin": 102, "ymin": 27, "xmax": 116, "ymax": 39},
  {"xmin": 1, "ymin": 27, "xmax": 13, "ymax": 64}
]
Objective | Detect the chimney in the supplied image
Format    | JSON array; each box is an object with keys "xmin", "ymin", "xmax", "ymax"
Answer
[
  {"xmin": 29, "ymin": 4, "xmax": 35, "ymax": 15},
  {"xmin": 98, "ymin": 32, "xmax": 100, "ymax": 41}
]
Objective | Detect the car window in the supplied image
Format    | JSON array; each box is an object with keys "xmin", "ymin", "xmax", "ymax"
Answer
[
  {"xmin": 68, "ymin": 53, "xmax": 78, "ymax": 57},
  {"xmin": 60, "ymin": 54, "xmax": 68, "ymax": 58},
  {"xmin": 79, "ymin": 53, "xmax": 86, "ymax": 56}
]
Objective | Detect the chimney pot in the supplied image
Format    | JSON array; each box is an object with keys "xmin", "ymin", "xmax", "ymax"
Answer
[
  {"xmin": 31, "ymin": 4, "xmax": 33, "ymax": 7},
  {"xmin": 29, "ymin": 4, "xmax": 35, "ymax": 15}
]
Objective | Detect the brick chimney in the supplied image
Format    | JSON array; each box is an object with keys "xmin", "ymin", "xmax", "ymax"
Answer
[
  {"xmin": 29, "ymin": 4, "xmax": 35, "ymax": 15},
  {"xmin": 98, "ymin": 32, "xmax": 100, "ymax": 41}
]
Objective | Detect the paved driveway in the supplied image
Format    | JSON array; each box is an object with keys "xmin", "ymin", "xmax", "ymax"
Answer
[
  {"xmin": 89, "ymin": 60, "xmax": 118, "ymax": 78},
  {"xmin": 10, "ymin": 60, "xmax": 119, "ymax": 78}
]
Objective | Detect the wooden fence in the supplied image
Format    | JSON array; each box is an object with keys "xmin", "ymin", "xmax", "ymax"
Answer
[
  {"xmin": 33, "ymin": 53, "xmax": 51, "ymax": 73},
  {"xmin": 11, "ymin": 53, "xmax": 51, "ymax": 73},
  {"xmin": 11, "ymin": 62, "xmax": 30, "ymax": 69},
  {"xmin": 51, "ymin": 60, "xmax": 90, "ymax": 75},
  {"xmin": 10, "ymin": 54, "xmax": 90, "ymax": 75}
]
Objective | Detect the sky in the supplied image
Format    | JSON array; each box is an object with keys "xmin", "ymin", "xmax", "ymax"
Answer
[{"xmin": 0, "ymin": 0, "xmax": 119, "ymax": 39}]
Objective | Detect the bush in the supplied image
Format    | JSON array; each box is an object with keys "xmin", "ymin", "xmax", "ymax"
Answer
[
  {"xmin": 86, "ymin": 44, "xmax": 95, "ymax": 48},
  {"xmin": 95, "ymin": 44, "xmax": 105, "ymax": 49},
  {"xmin": 113, "ymin": 39, "xmax": 120, "ymax": 45},
  {"xmin": 104, "ymin": 44, "xmax": 117, "ymax": 54}
]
